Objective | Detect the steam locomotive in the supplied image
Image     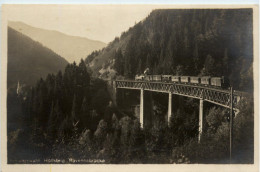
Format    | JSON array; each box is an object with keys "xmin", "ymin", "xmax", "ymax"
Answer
[{"xmin": 135, "ymin": 74, "xmax": 229, "ymax": 88}]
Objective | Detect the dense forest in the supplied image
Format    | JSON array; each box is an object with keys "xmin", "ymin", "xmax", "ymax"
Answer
[
  {"xmin": 86, "ymin": 9, "xmax": 253, "ymax": 92},
  {"xmin": 7, "ymin": 9, "xmax": 254, "ymax": 164},
  {"xmin": 8, "ymin": 60, "xmax": 253, "ymax": 164},
  {"xmin": 8, "ymin": 27, "xmax": 68, "ymax": 88},
  {"xmin": 8, "ymin": 60, "xmax": 112, "ymax": 162}
]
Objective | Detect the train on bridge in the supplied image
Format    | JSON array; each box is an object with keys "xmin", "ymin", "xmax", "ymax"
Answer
[{"xmin": 135, "ymin": 74, "xmax": 229, "ymax": 88}]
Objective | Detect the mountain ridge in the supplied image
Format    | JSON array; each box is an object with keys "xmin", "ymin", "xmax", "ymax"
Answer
[
  {"xmin": 8, "ymin": 27, "xmax": 69, "ymax": 88},
  {"xmin": 85, "ymin": 9, "xmax": 253, "ymax": 91},
  {"xmin": 9, "ymin": 21, "xmax": 106, "ymax": 63}
]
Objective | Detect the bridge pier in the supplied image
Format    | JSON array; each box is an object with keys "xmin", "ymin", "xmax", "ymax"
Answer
[
  {"xmin": 140, "ymin": 89, "xmax": 144, "ymax": 128},
  {"xmin": 198, "ymin": 99, "xmax": 203, "ymax": 143},
  {"xmin": 168, "ymin": 92, "xmax": 172, "ymax": 125},
  {"xmin": 107, "ymin": 80, "xmax": 117, "ymax": 106},
  {"xmin": 115, "ymin": 80, "xmax": 248, "ymax": 135},
  {"xmin": 113, "ymin": 80, "xmax": 117, "ymax": 106}
]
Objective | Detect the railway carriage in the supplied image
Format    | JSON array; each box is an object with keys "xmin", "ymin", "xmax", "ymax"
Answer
[
  {"xmin": 211, "ymin": 76, "xmax": 229, "ymax": 88},
  {"xmin": 190, "ymin": 77, "xmax": 201, "ymax": 84},
  {"xmin": 180, "ymin": 76, "xmax": 190, "ymax": 83},
  {"xmin": 152, "ymin": 75, "xmax": 162, "ymax": 81},
  {"xmin": 171, "ymin": 76, "xmax": 180, "ymax": 83},
  {"xmin": 134, "ymin": 74, "xmax": 229, "ymax": 88},
  {"xmin": 211, "ymin": 77, "xmax": 222, "ymax": 87},
  {"xmin": 162, "ymin": 75, "xmax": 172, "ymax": 82},
  {"xmin": 144, "ymin": 75, "xmax": 153, "ymax": 81},
  {"xmin": 201, "ymin": 76, "xmax": 211, "ymax": 85}
]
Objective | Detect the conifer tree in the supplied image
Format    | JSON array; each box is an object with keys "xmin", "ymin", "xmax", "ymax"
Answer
[
  {"xmin": 71, "ymin": 94, "xmax": 78, "ymax": 122},
  {"xmin": 80, "ymin": 96, "xmax": 90, "ymax": 130},
  {"xmin": 47, "ymin": 100, "xmax": 62, "ymax": 140}
]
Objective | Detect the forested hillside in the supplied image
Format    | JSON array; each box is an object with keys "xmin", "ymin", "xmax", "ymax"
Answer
[
  {"xmin": 86, "ymin": 9, "xmax": 253, "ymax": 91},
  {"xmin": 8, "ymin": 27, "xmax": 68, "ymax": 88},
  {"xmin": 8, "ymin": 60, "xmax": 113, "ymax": 163},
  {"xmin": 8, "ymin": 60, "xmax": 254, "ymax": 164}
]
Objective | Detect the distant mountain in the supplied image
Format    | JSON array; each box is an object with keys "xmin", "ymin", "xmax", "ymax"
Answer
[
  {"xmin": 8, "ymin": 21, "xmax": 106, "ymax": 63},
  {"xmin": 86, "ymin": 9, "xmax": 253, "ymax": 91},
  {"xmin": 8, "ymin": 27, "xmax": 68, "ymax": 88}
]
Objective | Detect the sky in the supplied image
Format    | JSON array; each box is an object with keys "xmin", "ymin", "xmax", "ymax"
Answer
[
  {"xmin": 3, "ymin": 5, "xmax": 166, "ymax": 43},
  {"xmin": 3, "ymin": 3, "xmax": 258, "ymax": 43}
]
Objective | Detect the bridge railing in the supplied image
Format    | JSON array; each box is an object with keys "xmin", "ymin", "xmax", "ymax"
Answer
[{"xmin": 114, "ymin": 80, "xmax": 251, "ymax": 109}]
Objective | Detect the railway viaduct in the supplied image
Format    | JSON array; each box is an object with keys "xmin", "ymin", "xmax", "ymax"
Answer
[{"xmin": 110, "ymin": 80, "xmax": 251, "ymax": 142}]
